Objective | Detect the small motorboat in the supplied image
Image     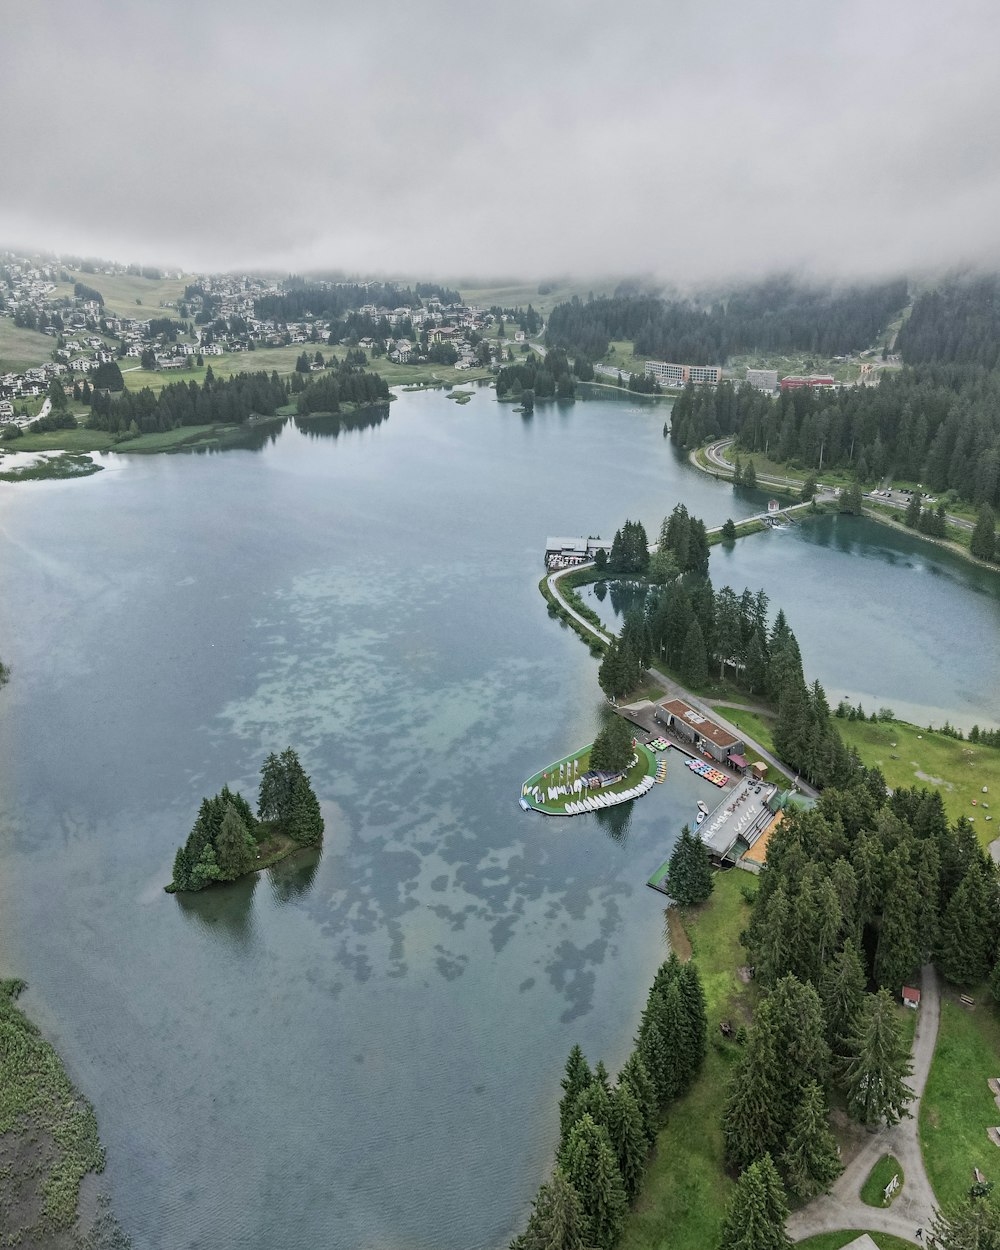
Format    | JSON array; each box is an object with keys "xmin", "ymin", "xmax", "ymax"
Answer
[
  {"xmin": 697, "ymin": 800, "xmax": 709, "ymax": 814},
  {"xmin": 696, "ymin": 811, "xmax": 706, "ymax": 825}
]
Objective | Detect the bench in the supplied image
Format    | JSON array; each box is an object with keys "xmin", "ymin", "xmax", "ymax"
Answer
[{"xmin": 960, "ymin": 994, "xmax": 976, "ymax": 1008}]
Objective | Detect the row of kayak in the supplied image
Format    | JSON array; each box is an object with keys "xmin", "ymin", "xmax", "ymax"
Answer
[{"xmin": 562, "ymin": 775, "xmax": 655, "ymax": 815}]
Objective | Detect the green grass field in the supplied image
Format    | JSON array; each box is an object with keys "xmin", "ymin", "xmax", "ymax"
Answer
[
  {"xmin": 920, "ymin": 995, "xmax": 1000, "ymax": 1208},
  {"xmin": 0, "ymin": 319, "xmax": 55, "ymax": 370},
  {"xmin": 4, "ymin": 422, "xmax": 247, "ymax": 457},
  {"xmin": 837, "ymin": 719, "xmax": 1000, "ymax": 834},
  {"xmin": 712, "ymin": 706, "xmax": 777, "ymax": 756},
  {"xmin": 860, "ymin": 1154, "xmax": 904, "ymax": 1207},
  {"xmin": 57, "ymin": 268, "xmax": 192, "ymax": 318},
  {"xmin": 795, "ymin": 1234, "xmax": 916, "ymax": 1250},
  {"xmin": 621, "ymin": 871, "xmax": 752, "ymax": 1250}
]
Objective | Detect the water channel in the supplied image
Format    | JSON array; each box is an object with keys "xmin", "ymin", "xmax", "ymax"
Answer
[{"xmin": 0, "ymin": 384, "xmax": 995, "ymax": 1248}]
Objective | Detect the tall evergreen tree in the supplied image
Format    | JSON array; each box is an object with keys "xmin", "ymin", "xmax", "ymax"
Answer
[
  {"xmin": 937, "ymin": 857, "xmax": 1000, "ymax": 985},
  {"xmin": 841, "ymin": 989, "xmax": 913, "ymax": 1127},
  {"xmin": 666, "ymin": 825, "xmax": 714, "ymax": 905},
  {"xmin": 606, "ymin": 1081, "xmax": 648, "ymax": 1200},
  {"xmin": 510, "ymin": 1169, "xmax": 588, "ymax": 1250},
  {"xmin": 971, "ymin": 504, "xmax": 997, "ymax": 562},
  {"xmin": 680, "ymin": 618, "xmax": 708, "ymax": 685},
  {"xmin": 617, "ymin": 1051, "xmax": 657, "ymax": 1147},
  {"xmin": 559, "ymin": 1113, "xmax": 628, "ymax": 1250},
  {"xmin": 676, "ymin": 962, "xmax": 709, "ymax": 1079},
  {"xmin": 780, "ymin": 1081, "xmax": 842, "ymax": 1199},
  {"xmin": 215, "ymin": 801, "xmax": 256, "ymax": 880},
  {"xmin": 559, "ymin": 1046, "xmax": 593, "ymax": 1140},
  {"xmin": 819, "ymin": 939, "xmax": 867, "ymax": 1057},
  {"xmin": 717, "ymin": 1153, "xmax": 791, "ymax": 1250}
]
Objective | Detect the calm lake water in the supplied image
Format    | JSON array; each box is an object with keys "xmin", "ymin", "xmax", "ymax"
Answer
[
  {"xmin": 1, "ymin": 386, "xmax": 996, "ymax": 1249},
  {"xmin": 0, "ymin": 388, "xmax": 758, "ymax": 1250},
  {"xmin": 581, "ymin": 511, "xmax": 1000, "ymax": 731}
]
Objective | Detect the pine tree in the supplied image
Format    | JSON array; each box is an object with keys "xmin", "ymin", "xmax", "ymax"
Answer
[
  {"xmin": 559, "ymin": 1046, "xmax": 593, "ymax": 1139},
  {"xmin": 617, "ymin": 1051, "xmax": 657, "ymax": 1147},
  {"xmin": 172, "ymin": 845, "xmax": 191, "ymax": 891},
  {"xmin": 589, "ymin": 716, "xmax": 634, "ymax": 774},
  {"xmin": 743, "ymin": 460, "xmax": 758, "ymax": 490},
  {"xmin": 680, "ymin": 618, "xmax": 708, "ymax": 685},
  {"xmin": 606, "ymin": 1082, "xmax": 648, "ymax": 1199},
  {"xmin": 666, "ymin": 825, "xmax": 714, "ymax": 905},
  {"xmin": 636, "ymin": 996, "xmax": 674, "ymax": 1110},
  {"xmin": 819, "ymin": 940, "xmax": 866, "ymax": 1057},
  {"xmin": 723, "ymin": 1039, "xmax": 782, "ymax": 1169},
  {"xmin": 676, "ymin": 962, "xmax": 709, "ymax": 1079},
  {"xmin": 874, "ymin": 844, "xmax": 922, "ymax": 992},
  {"xmin": 780, "ymin": 1081, "xmax": 842, "ymax": 1199},
  {"xmin": 510, "ymin": 1169, "xmax": 587, "ymax": 1250},
  {"xmin": 929, "ymin": 1190, "xmax": 1000, "ymax": 1250},
  {"xmin": 842, "ymin": 989, "xmax": 913, "ymax": 1127},
  {"xmin": 215, "ymin": 802, "xmax": 256, "ymax": 880},
  {"xmin": 937, "ymin": 858, "xmax": 999, "ymax": 985},
  {"xmin": 188, "ymin": 843, "xmax": 222, "ymax": 891},
  {"xmin": 970, "ymin": 504, "xmax": 997, "ymax": 561},
  {"xmin": 718, "ymin": 1153, "xmax": 791, "ymax": 1250},
  {"xmin": 559, "ymin": 1114, "xmax": 628, "ymax": 1250},
  {"xmin": 657, "ymin": 980, "xmax": 689, "ymax": 1099}
]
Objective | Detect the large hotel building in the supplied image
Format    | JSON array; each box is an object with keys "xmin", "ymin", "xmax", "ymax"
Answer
[{"xmin": 643, "ymin": 360, "xmax": 722, "ymax": 386}]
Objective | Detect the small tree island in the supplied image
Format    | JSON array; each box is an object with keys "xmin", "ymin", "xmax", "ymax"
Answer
[{"xmin": 167, "ymin": 747, "xmax": 323, "ymax": 892}]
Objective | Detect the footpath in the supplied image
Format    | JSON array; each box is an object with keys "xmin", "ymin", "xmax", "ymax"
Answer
[
  {"xmin": 545, "ymin": 563, "xmax": 817, "ymax": 798},
  {"xmin": 786, "ymin": 964, "xmax": 941, "ymax": 1247}
]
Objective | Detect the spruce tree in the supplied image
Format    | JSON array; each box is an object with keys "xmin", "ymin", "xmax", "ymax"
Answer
[
  {"xmin": 215, "ymin": 802, "xmax": 256, "ymax": 881},
  {"xmin": 680, "ymin": 618, "xmax": 708, "ymax": 685},
  {"xmin": 666, "ymin": 825, "xmax": 714, "ymax": 905},
  {"xmin": 819, "ymin": 939, "xmax": 866, "ymax": 1057},
  {"xmin": 676, "ymin": 962, "xmax": 709, "ymax": 1079},
  {"xmin": 559, "ymin": 1113, "xmax": 628, "ymax": 1250},
  {"xmin": 937, "ymin": 858, "xmax": 1000, "ymax": 985},
  {"xmin": 617, "ymin": 1051, "xmax": 657, "ymax": 1147},
  {"xmin": 172, "ymin": 845, "xmax": 191, "ymax": 892},
  {"xmin": 971, "ymin": 504, "xmax": 997, "ymax": 562},
  {"xmin": 567, "ymin": 1081, "xmax": 612, "ymax": 1147},
  {"xmin": 510, "ymin": 1169, "xmax": 587, "ymax": 1250},
  {"xmin": 717, "ymin": 1153, "xmax": 791, "ymax": 1250},
  {"xmin": 842, "ymin": 989, "xmax": 913, "ymax": 1127},
  {"xmin": 656, "ymin": 980, "xmax": 689, "ymax": 1100},
  {"xmin": 874, "ymin": 844, "xmax": 922, "ymax": 992},
  {"xmin": 282, "ymin": 748, "xmax": 324, "ymax": 843},
  {"xmin": 606, "ymin": 1081, "xmax": 648, "ymax": 1200},
  {"xmin": 559, "ymin": 1046, "xmax": 593, "ymax": 1139},
  {"xmin": 723, "ymin": 1039, "xmax": 782, "ymax": 1169},
  {"xmin": 780, "ymin": 1081, "xmax": 842, "ymax": 1199},
  {"xmin": 636, "ymin": 996, "xmax": 674, "ymax": 1110}
]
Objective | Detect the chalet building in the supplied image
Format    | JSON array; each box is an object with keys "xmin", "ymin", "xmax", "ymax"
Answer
[{"xmin": 654, "ymin": 698, "xmax": 745, "ymax": 765}]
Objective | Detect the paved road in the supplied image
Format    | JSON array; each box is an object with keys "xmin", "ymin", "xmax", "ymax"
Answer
[
  {"xmin": 704, "ymin": 438, "xmax": 973, "ymax": 532},
  {"xmin": 545, "ymin": 564, "xmax": 818, "ymax": 797},
  {"xmin": 787, "ymin": 964, "xmax": 941, "ymax": 1247}
]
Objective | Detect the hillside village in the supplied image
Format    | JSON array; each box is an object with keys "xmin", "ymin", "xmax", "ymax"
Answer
[{"xmin": 0, "ymin": 251, "xmax": 523, "ymax": 427}]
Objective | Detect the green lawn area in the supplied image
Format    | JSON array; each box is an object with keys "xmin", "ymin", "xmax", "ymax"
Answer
[
  {"xmin": 621, "ymin": 871, "xmax": 753, "ymax": 1250},
  {"xmin": 523, "ymin": 743, "xmax": 654, "ymax": 813},
  {"xmin": 712, "ymin": 706, "xmax": 777, "ymax": 759},
  {"xmin": 920, "ymin": 995, "xmax": 1000, "ymax": 1208},
  {"xmin": 0, "ymin": 318, "xmax": 55, "ymax": 370},
  {"xmin": 795, "ymin": 1234, "xmax": 916, "ymax": 1250},
  {"xmin": 60, "ymin": 269, "xmax": 192, "ymax": 319},
  {"xmin": 3, "ymin": 422, "xmax": 250, "ymax": 457},
  {"xmin": 860, "ymin": 1154, "xmax": 903, "ymax": 1207},
  {"xmin": 836, "ymin": 718, "xmax": 1000, "ymax": 835}
]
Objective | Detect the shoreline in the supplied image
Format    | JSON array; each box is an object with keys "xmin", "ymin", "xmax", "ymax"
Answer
[{"xmin": 688, "ymin": 438, "xmax": 1000, "ymax": 575}]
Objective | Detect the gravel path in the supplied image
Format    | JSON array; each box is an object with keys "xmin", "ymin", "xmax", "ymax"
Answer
[{"xmin": 787, "ymin": 964, "xmax": 941, "ymax": 1247}]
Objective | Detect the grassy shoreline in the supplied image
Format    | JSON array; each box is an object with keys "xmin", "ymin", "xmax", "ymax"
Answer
[{"xmin": 0, "ymin": 979, "xmax": 107, "ymax": 1244}]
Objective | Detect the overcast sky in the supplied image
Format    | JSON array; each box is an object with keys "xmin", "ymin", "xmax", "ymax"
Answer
[{"xmin": 5, "ymin": 1, "xmax": 1000, "ymax": 283}]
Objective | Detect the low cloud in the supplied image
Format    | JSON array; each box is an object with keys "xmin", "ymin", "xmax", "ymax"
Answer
[{"xmin": 4, "ymin": 0, "xmax": 1000, "ymax": 283}]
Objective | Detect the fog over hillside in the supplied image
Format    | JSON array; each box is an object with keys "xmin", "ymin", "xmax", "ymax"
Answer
[{"xmin": 5, "ymin": 0, "xmax": 1000, "ymax": 281}]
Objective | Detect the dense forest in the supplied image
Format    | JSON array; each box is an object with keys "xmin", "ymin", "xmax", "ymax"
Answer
[
  {"xmin": 495, "ymin": 349, "xmax": 576, "ymax": 402},
  {"xmin": 254, "ymin": 282, "xmax": 422, "ymax": 322},
  {"xmin": 897, "ymin": 275, "xmax": 1000, "ymax": 367},
  {"xmin": 85, "ymin": 359, "xmax": 389, "ymax": 435},
  {"xmin": 669, "ymin": 366, "xmax": 1000, "ymax": 514},
  {"xmin": 87, "ymin": 369, "xmax": 289, "ymax": 435},
  {"xmin": 545, "ymin": 278, "xmax": 908, "ymax": 364}
]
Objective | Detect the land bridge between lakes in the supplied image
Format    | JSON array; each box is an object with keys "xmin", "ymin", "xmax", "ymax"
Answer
[{"xmin": 544, "ymin": 561, "xmax": 816, "ymax": 800}]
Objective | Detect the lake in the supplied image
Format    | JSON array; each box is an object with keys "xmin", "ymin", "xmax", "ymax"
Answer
[{"xmin": 0, "ymin": 385, "xmax": 996, "ymax": 1249}]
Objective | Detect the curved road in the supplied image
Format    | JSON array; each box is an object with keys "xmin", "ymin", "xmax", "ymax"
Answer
[
  {"xmin": 703, "ymin": 438, "xmax": 973, "ymax": 532},
  {"xmin": 545, "ymin": 564, "xmax": 818, "ymax": 797},
  {"xmin": 787, "ymin": 964, "xmax": 941, "ymax": 1247}
]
